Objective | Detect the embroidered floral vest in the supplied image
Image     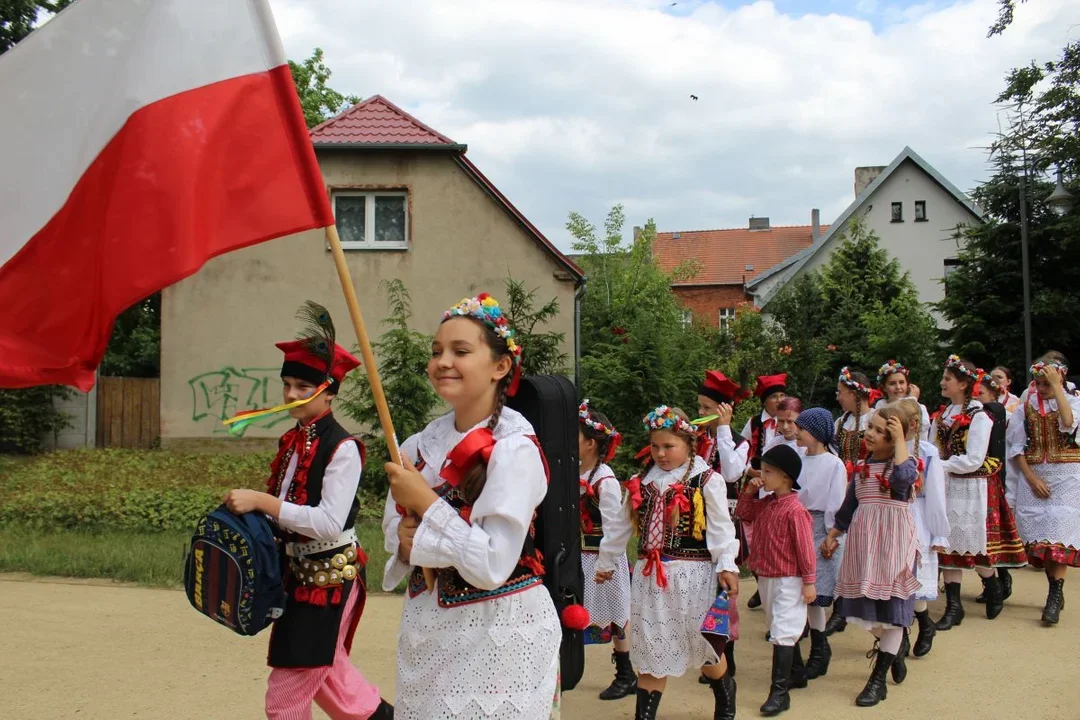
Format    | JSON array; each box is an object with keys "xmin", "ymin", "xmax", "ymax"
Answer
[
  {"xmin": 1024, "ymin": 402, "xmax": 1080, "ymax": 464},
  {"xmin": 836, "ymin": 412, "xmax": 867, "ymax": 470},
  {"xmin": 406, "ymin": 437, "xmax": 547, "ymax": 608},
  {"xmin": 636, "ymin": 468, "xmax": 715, "ymax": 561},
  {"xmin": 935, "ymin": 404, "xmax": 1001, "ymax": 478},
  {"xmin": 580, "ymin": 472, "xmax": 617, "ymax": 552}
]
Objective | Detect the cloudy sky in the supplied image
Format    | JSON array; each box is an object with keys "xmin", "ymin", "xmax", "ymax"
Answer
[{"xmin": 268, "ymin": 0, "xmax": 1077, "ymax": 251}]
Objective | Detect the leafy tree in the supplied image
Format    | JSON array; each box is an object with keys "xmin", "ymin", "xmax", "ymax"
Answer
[
  {"xmin": 502, "ymin": 276, "xmax": 569, "ymax": 376},
  {"xmin": 0, "ymin": 0, "xmax": 73, "ymax": 54},
  {"xmin": 937, "ymin": 49, "xmax": 1080, "ymax": 374},
  {"xmin": 770, "ymin": 218, "xmax": 942, "ymax": 407},
  {"xmin": 569, "ymin": 205, "xmax": 719, "ymax": 473},
  {"xmin": 339, "ymin": 280, "xmax": 439, "ymax": 499},
  {"xmin": 288, "ymin": 47, "xmax": 360, "ymax": 129},
  {"xmin": 100, "ymin": 294, "xmax": 160, "ymax": 377},
  {"xmin": 0, "ymin": 385, "xmax": 72, "ymax": 453}
]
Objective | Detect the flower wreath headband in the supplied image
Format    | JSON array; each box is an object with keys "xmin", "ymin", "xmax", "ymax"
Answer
[
  {"xmin": 1031, "ymin": 361, "xmax": 1068, "ymax": 380},
  {"xmin": 974, "ymin": 368, "xmax": 1000, "ymax": 392},
  {"xmin": 443, "ymin": 292, "xmax": 524, "ymax": 396},
  {"xmin": 643, "ymin": 405, "xmax": 697, "ymax": 436},
  {"xmin": 579, "ymin": 399, "xmax": 622, "ymax": 462},
  {"xmin": 838, "ymin": 366, "xmax": 871, "ymax": 396},
  {"xmin": 944, "ymin": 354, "xmax": 979, "ymax": 383},
  {"xmin": 877, "ymin": 360, "xmax": 909, "ymax": 387}
]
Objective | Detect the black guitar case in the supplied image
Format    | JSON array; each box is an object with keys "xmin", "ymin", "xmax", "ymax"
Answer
[{"xmin": 508, "ymin": 374, "xmax": 586, "ymax": 692}]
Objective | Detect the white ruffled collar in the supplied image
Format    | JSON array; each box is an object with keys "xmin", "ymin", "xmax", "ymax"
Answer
[
  {"xmin": 417, "ymin": 407, "xmax": 534, "ymax": 468},
  {"xmin": 641, "ymin": 455, "xmax": 710, "ymax": 489}
]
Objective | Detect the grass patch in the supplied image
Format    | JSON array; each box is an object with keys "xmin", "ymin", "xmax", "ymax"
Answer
[{"xmin": 0, "ymin": 520, "xmax": 395, "ymax": 591}]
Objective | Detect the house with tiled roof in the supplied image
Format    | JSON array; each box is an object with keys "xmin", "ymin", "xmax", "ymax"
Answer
[
  {"xmin": 747, "ymin": 147, "xmax": 983, "ymax": 326},
  {"xmin": 652, "ymin": 214, "xmax": 826, "ymax": 330},
  {"xmin": 160, "ymin": 95, "xmax": 583, "ymax": 444}
]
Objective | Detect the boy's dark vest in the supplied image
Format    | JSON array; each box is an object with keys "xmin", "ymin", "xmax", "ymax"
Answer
[
  {"xmin": 1024, "ymin": 397, "xmax": 1080, "ymax": 464},
  {"xmin": 580, "ymin": 472, "xmax": 617, "ymax": 551},
  {"xmin": 406, "ymin": 436, "xmax": 548, "ymax": 607},
  {"xmin": 935, "ymin": 403, "xmax": 1001, "ymax": 478},
  {"xmin": 636, "ymin": 468, "xmax": 716, "ymax": 561},
  {"xmin": 266, "ymin": 410, "xmax": 365, "ymax": 668}
]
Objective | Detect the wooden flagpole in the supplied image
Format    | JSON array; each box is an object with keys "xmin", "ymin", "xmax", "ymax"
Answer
[{"xmin": 325, "ymin": 225, "xmax": 434, "ymax": 590}]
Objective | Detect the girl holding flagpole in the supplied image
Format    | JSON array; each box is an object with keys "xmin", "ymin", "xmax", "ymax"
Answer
[{"xmin": 381, "ymin": 293, "xmax": 561, "ymax": 719}]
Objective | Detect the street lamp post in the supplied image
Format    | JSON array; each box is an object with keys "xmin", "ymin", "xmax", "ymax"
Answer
[{"xmin": 1047, "ymin": 168, "xmax": 1074, "ymax": 217}]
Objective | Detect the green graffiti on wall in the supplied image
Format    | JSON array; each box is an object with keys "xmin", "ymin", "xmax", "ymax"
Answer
[{"xmin": 188, "ymin": 367, "xmax": 291, "ymax": 435}]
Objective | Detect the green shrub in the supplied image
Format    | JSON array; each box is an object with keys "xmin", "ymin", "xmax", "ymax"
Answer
[{"xmin": 0, "ymin": 386, "xmax": 74, "ymax": 454}]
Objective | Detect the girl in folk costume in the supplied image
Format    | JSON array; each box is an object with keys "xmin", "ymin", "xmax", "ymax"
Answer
[
  {"xmin": 791, "ymin": 408, "xmax": 848, "ymax": 680},
  {"xmin": 821, "ymin": 407, "xmax": 921, "ymax": 708},
  {"xmin": 932, "ymin": 355, "xmax": 1027, "ymax": 631},
  {"xmin": 826, "ymin": 367, "xmax": 877, "ymax": 636},
  {"xmin": 735, "ymin": 444, "xmax": 816, "ymax": 717},
  {"xmin": 991, "ymin": 366, "xmax": 1022, "ymax": 414},
  {"xmin": 1007, "ymin": 355, "xmax": 1080, "ymax": 625},
  {"xmin": 875, "ymin": 361, "xmax": 930, "ymax": 439},
  {"xmin": 577, "ymin": 400, "xmax": 635, "ymax": 700},
  {"xmin": 694, "ymin": 370, "xmax": 750, "ymax": 683},
  {"xmin": 741, "ymin": 373, "xmax": 789, "ymax": 610},
  {"xmin": 222, "ymin": 302, "xmax": 393, "ymax": 720},
  {"xmin": 972, "ymin": 375, "xmax": 1017, "ymax": 608},
  {"xmin": 628, "ymin": 406, "xmax": 740, "ymax": 720},
  {"xmin": 381, "ymin": 293, "xmax": 561, "ymax": 719},
  {"xmin": 890, "ymin": 398, "xmax": 949, "ymax": 658}
]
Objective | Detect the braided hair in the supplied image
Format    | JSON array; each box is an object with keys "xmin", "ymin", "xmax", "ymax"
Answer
[
  {"xmin": 457, "ymin": 319, "xmax": 514, "ymax": 505},
  {"xmin": 580, "ymin": 407, "xmax": 615, "ymax": 489},
  {"xmin": 891, "ymin": 397, "xmax": 923, "ymax": 474}
]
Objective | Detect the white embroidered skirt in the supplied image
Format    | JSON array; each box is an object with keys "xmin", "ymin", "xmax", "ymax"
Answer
[
  {"xmin": 630, "ymin": 558, "xmax": 717, "ymax": 678},
  {"xmin": 912, "ymin": 496, "xmax": 940, "ymax": 601},
  {"xmin": 395, "ymin": 583, "xmax": 560, "ymax": 719},
  {"xmin": 581, "ymin": 551, "xmax": 631, "ymax": 637}
]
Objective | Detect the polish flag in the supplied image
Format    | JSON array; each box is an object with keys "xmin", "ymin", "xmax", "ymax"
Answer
[{"xmin": 0, "ymin": 0, "xmax": 333, "ymax": 391}]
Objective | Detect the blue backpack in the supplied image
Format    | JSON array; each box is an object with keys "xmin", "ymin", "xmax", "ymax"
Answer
[{"xmin": 183, "ymin": 504, "xmax": 286, "ymax": 636}]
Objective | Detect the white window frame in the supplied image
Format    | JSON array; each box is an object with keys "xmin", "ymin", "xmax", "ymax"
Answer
[
  {"xmin": 331, "ymin": 190, "xmax": 409, "ymax": 250},
  {"xmin": 718, "ymin": 307, "xmax": 736, "ymax": 331},
  {"xmin": 681, "ymin": 309, "xmax": 692, "ymax": 327}
]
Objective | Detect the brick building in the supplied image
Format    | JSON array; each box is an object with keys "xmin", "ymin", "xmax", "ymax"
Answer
[{"xmin": 652, "ymin": 214, "xmax": 825, "ymax": 330}]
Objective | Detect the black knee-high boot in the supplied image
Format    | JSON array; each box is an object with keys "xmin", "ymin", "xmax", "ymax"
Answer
[
  {"xmin": 935, "ymin": 581, "xmax": 965, "ymax": 630},
  {"xmin": 635, "ymin": 688, "xmax": 662, "ymax": 720},
  {"xmin": 710, "ymin": 672, "xmax": 737, "ymax": 720},
  {"xmin": 599, "ymin": 650, "xmax": 637, "ymax": 700},
  {"xmin": 805, "ymin": 629, "xmax": 831, "ymax": 679},
  {"xmin": 760, "ymin": 644, "xmax": 793, "ymax": 716},
  {"xmin": 912, "ymin": 608, "xmax": 936, "ymax": 657}
]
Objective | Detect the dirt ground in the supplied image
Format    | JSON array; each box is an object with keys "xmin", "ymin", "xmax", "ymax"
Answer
[{"xmin": 1, "ymin": 570, "xmax": 1077, "ymax": 720}]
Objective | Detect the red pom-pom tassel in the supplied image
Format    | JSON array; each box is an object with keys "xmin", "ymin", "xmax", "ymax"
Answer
[{"xmin": 561, "ymin": 603, "xmax": 591, "ymax": 631}]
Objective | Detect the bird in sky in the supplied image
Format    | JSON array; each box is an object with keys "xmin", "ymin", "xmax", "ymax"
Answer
[{"xmin": 690, "ymin": 94, "xmax": 698, "ymax": 100}]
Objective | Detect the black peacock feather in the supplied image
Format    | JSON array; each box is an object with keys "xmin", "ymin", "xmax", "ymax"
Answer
[{"xmin": 295, "ymin": 301, "xmax": 336, "ymax": 378}]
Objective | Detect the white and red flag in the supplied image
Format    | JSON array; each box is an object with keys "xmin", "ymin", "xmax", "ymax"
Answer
[{"xmin": 0, "ymin": 0, "xmax": 332, "ymax": 390}]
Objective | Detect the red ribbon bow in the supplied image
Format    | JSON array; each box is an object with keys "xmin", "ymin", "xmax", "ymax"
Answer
[
  {"xmin": 763, "ymin": 418, "xmax": 776, "ymax": 431},
  {"xmin": 666, "ymin": 483, "xmax": 691, "ymax": 516},
  {"xmin": 642, "ymin": 548, "xmax": 669, "ymax": 589},
  {"xmin": 867, "ymin": 389, "xmax": 883, "ymax": 407},
  {"xmin": 440, "ymin": 428, "xmax": 497, "ymax": 487},
  {"xmin": 623, "ymin": 477, "xmax": 643, "ymax": 510},
  {"xmin": 950, "ymin": 413, "xmax": 972, "ymax": 428}
]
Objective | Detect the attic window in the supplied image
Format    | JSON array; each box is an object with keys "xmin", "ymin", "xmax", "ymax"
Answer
[
  {"xmin": 891, "ymin": 202, "xmax": 903, "ymax": 222},
  {"xmin": 915, "ymin": 200, "xmax": 927, "ymax": 222},
  {"xmin": 332, "ymin": 190, "xmax": 409, "ymax": 250}
]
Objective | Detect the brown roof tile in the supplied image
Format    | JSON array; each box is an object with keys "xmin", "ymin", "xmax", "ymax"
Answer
[{"xmin": 654, "ymin": 224, "xmax": 825, "ymax": 286}]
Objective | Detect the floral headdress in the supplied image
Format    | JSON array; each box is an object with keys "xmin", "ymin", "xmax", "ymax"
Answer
[
  {"xmin": 838, "ymin": 366, "xmax": 870, "ymax": 396},
  {"xmin": 876, "ymin": 360, "xmax": 909, "ymax": 387},
  {"xmin": 1031, "ymin": 360, "xmax": 1068, "ymax": 378},
  {"xmin": 642, "ymin": 405, "xmax": 697, "ymax": 436},
  {"xmin": 579, "ymin": 399, "xmax": 622, "ymax": 462},
  {"xmin": 974, "ymin": 368, "xmax": 1000, "ymax": 392},
  {"xmin": 943, "ymin": 354, "xmax": 978, "ymax": 382},
  {"xmin": 443, "ymin": 292, "xmax": 523, "ymax": 395}
]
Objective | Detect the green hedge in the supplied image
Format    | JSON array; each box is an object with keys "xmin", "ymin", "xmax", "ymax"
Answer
[{"xmin": 0, "ymin": 448, "xmax": 386, "ymax": 532}]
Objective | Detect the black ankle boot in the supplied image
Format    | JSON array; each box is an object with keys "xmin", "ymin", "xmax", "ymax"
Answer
[
  {"xmin": 856, "ymin": 648, "xmax": 895, "ymax": 707},
  {"xmin": 913, "ymin": 609, "xmax": 936, "ymax": 657},
  {"xmin": 825, "ymin": 604, "xmax": 847, "ymax": 635},
  {"xmin": 935, "ymin": 582, "xmax": 965, "ymax": 631},
  {"xmin": 805, "ymin": 629, "xmax": 832, "ymax": 679},
  {"xmin": 760, "ymin": 644, "xmax": 794, "ymax": 716},
  {"xmin": 635, "ymin": 688, "xmax": 662, "ymax": 720},
  {"xmin": 370, "ymin": 699, "xmax": 394, "ymax": 719},
  {"xmin": 999, "ymin": 568, "xmax": 1013, "ymax": 600},
  {"xmin": 891, "ymin": 629, "xmax": 909, "ymax": 684},
  {"xmin": 599, "ymin": 650, "xmax": 637, "ymax": 700},
  {"xmin": 1043, "ymin": 577, "xmax": 1065, "ymax": 625},
  {"xmin": 982, "ymin": 574, "xmax": 1004, "ymax": 620},
  {"xmin": 709, "ymin": 672, "xmax": 737, "ymax": 720},
  {"xmin": 789, "ymin": 641, "xmax": 808, "ymax": 689}
]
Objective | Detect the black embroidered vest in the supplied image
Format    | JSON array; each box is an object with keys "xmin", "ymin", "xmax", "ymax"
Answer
[
  {"xmin": 580, "ymin": 472, "xmax": 619, "ymax": 551},
  {"xmin": 936, "ymin": 404, "xmax": 1001, "ymax": 478},
  {"xmin": 636, "ymin": 468, "xmax": 715, "ymax": 562}
]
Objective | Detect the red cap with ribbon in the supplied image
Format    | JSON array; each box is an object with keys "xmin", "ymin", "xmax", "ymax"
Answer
[
  {"xmin": 699, "ymin": 370, "xmax": 748, "ymax": 405},
  {"xmin": 754, "ymin": 373, "xmax": 788, "ymax": 400}
]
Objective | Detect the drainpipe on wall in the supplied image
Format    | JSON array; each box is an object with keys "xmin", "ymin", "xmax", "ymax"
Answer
[{"xmin": 574, "ymin": 276, "xmax": 587, "ymax": 392}]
